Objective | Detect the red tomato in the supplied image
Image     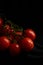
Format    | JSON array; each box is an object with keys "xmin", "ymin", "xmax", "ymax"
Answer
[
  {"xmin": 9, "ymin": 29, "xmax": 14, "ymax": 34},
  {"xmin": 9, "ymin": 43, "xmax": 20, "ymax": 56},
  {"xmin": 19, "ymin": 37, "xmax": 34, "ymax": 51},
  {"xmin": 3, "ymin": 25, "xmax": 11, "ymax": 33},
  {"xmin": 16, "ymin": 31, "xmax": 22, "ymax": 36},
  {"xmin": 24, "ymin": 29, "xmax": 36, "ymax": 40},
  {"xmin": 0, "ymin": 18, "xmax": 3, "ymax": 28},
  {"xmin": 0, "ymin": 36, "xmax": 10, "ymax": 51},
  {"xmin": 3, "ymin": 25, "xmax": 14, "ymax": 35},
  {"xmin": 15, "ymin": 31, "xmax": 22, "ymax": 42}
]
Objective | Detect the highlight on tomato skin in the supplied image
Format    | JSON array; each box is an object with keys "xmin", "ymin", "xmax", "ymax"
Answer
[
  {"xmin": 24, "ymin": 29, "xmax": 36, "ymax": 40},
  {"xmin": 0, "ymin": 36, "xmax": 10, "ymax": 51},
  {"xmin": 9, "ymin": 43, "xmax": 20, "ymax": 56},
  {"xmin": 19, "ymin": 37, "xmax": 34, "ymax": 52}
]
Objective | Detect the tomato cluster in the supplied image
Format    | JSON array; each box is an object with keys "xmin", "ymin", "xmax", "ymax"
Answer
[{"xmin": 0, "ymin": 18, "xmax": 36, "ymax": 56}]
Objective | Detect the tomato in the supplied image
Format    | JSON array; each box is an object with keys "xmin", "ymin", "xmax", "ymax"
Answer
[
  {"xmin": 3, "ymin": 25, "xmax": 11, "ymax": 33},
  {"xmin": 3, "ymin": 25, "xmax": 14, "ymax": 35},
  {"xmin": 0, "ymin": 18, "xmax": 3, "ymax": 28},
  {"xmin": 9, "ymin": 43, "xmax": 20, "ymax": 56},
  {"xmin": 19, "ymin": 37, "xmax": 34, "ymax": 51},
  {"xmin": 24, "ymin": 29, "xmax": 36, "ymax": 40},
  {"xmin": 16, "ymin": 31, "xmax": 22, "ymax": 36},
  {"xmin": 15, "ymin": 31, "xmax": 22, "ymax": 42},
  {"xmin": 0, "ymin": 36, "xmax": 10, "ymax": 51},
  {"xmin": 9, "ymin": 29, "xmax": 14, "ymax": 34}
]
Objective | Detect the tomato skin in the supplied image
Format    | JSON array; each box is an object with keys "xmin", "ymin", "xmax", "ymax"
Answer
[
  {"xmin": 9, "ymin": 43, "xmax": 20, "ymax": 56},
  {"xmin": 24, "ymin": 29, "xmax": 36, "ymax": 40},
  {"xmin": 19, "ymin": 37, "xmax": 34, "ymax": 51},
  {"xmin": 15, "ymin": 31, "xmax": 22, "ymax": 42},
  {"xmin": 16, "ymin": 31, "xmax": 22, "ymax": 36},
  {"xmin": 0, "ymin": 18, "xmax": 3, "ymax": 27},
  {"xmin": 9, "ymin": 29, "xmax": 14, "ymax": 34},
  {"xmin": 0, "ymin": 36, "xmax": 10, "ymax": 51}
]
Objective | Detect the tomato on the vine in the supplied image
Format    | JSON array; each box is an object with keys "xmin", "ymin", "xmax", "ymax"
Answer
[
  {"xmin": 3, "ymin": 25, "xmax": 14, "ymax": 35},
  {"xmin": 9, "ymin": 43, "xmax": 20, "ymax": 56},
  {"xmin": 3, "ymin": 25, "xmax": 11, "ymax": 33},
  {"xmin": 19, "ymin": 37, "xmax": 34, "ymax": 51},
  {"xmin": 16, "ymin": 31, "xmax": 22, "ymax": 36},
  {"xmin": 24, "ymin": 29, "xmax": 36, "ymax": 40},
  {"xmin": 0, "ymin": 36, "xmax": 10, "ymax": 51},
  {"xmin": 0, "ymin": 18, "xmax": 3, "ymax": 28}
]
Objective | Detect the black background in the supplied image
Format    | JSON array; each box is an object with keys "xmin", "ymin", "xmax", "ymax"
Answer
[{"xmin": 0, "ymin": 1, "xmax": 43, "ymax": 65}]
